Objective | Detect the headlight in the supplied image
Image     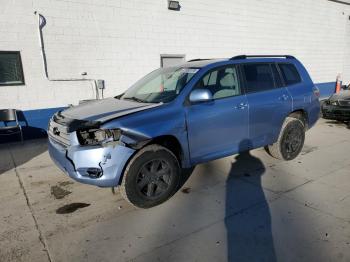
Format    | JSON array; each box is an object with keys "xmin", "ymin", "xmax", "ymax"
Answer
[{"xmin": 77, "ymin": 129, "xmax": 121, "ymax": 146}]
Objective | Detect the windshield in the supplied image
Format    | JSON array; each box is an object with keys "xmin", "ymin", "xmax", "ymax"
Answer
[{"xmin": 121, "ymin": 67, "xmax": 199, "ymax": 103}]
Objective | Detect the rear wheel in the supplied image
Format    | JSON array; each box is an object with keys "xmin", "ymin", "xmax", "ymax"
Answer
[
  {"xmin": 265, "ymin": 117, "xmax": 305, "ymax": 161},
  {"xmin": 120, "ymin": 144, "xmax": 180, "ymax": 208}
]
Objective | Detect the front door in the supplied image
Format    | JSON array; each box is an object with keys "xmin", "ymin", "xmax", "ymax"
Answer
[{"xmin": 185, "ymin": 65, "xmax": 249, "ymax": 164}]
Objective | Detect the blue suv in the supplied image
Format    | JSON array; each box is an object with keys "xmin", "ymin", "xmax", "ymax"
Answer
[{"xmin": 48, "ymin": 55, "xmax": 320, "ymax": 208}]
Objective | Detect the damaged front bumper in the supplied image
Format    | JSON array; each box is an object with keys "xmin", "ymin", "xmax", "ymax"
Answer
[{"xmin": 48, "ymin": 134, "xmax": 135, "ymax": 187}]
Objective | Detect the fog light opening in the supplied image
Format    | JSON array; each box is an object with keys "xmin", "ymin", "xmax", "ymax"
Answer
[{"xmin": 86, "ymin": 168, "xmax": 103, "ymax": 178}]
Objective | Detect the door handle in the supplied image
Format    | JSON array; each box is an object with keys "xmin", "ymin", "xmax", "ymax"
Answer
[
  {"xmin": 234, "ymin": 102, "xmax": 248, "ymax": 110},
  {"xmin": 279, "ymin": 94, "xmax": 289, "ymax": 101}
]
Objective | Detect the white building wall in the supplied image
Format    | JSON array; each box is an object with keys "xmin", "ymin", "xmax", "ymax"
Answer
[{"xmin": 0, "ymin": 0, "xmax": 349, "ymax": 111}]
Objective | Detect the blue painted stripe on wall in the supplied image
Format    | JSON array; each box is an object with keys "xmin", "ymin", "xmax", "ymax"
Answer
[
  {"xmin": 20, "ymin": 107, "xmax": 66, "ymax": 129},
  {"xmin": 0, "ymin": 107, "xmax": 65, "ymax": 143},
  {"xmin": 315, "ymin": 82, "xmax": 335, "ymax": 100},
  {"xmin": 0, "ymin": 81, "xmax": 337, "ymax": 143}
]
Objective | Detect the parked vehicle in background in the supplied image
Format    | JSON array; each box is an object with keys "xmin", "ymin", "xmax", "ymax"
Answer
[
  {"xmin": 48, "ymin": 55, "xmax": 320, "ymax": 208},
  {"xmin": 322, "ymin": 87, "xmax": 350, "ymax": 122}
]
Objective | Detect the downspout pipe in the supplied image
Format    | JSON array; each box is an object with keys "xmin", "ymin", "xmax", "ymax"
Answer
[{"xmin": 36, "ymin": 12, "xmax": 100, "ymax": 100}]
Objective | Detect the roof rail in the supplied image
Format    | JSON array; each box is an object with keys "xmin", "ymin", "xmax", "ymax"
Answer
[
  {"xmin": 187, "ymin": 58, "xmax": 213, "ymax": 62},
  {"xmin": 230, "ymin": 55, "xmax": 295, "ymax": 60}
]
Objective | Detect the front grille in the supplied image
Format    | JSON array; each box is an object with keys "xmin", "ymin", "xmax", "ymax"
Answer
[
  {"xmin": 338, "ymin": 100, "xmax": 350, "ymax": 107},
  {"xmin": 48, "ymin": 119, "xmax": 70, "ymax": 147}
]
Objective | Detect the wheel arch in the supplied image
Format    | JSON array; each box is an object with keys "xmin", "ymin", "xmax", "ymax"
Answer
[
  {"xmin": 146, "ymin": 135, "xmax": 184, "ymax": 165},
  {"xmin": 288, "ymin": 109, "xmax": 309, "ymax": 130},
  {"xmin": 117, "ymin": 135, "xmax": 185, "ymax": 185}
]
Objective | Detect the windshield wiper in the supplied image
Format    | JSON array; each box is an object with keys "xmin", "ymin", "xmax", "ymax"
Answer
[{"xmin": 123, "ymin": 96, "xmax": 148, "ymax": 103}]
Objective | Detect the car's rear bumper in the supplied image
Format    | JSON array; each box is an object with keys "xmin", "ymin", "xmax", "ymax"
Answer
[
  {"xmin": 321, "ymin": 104, "xmax": 350, "ymax": 121},
  {"xmin": 48, "ymin": 137, "xmax": 135, "ymax": 187}
]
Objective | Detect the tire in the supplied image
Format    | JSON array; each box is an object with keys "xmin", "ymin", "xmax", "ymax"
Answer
[
  {"xmin": 120, "ymin": 144, "xmax": 181, "ymax": 208},
  {"xmin": 265, "ymin": 117, "xmax": 305, "ymax": 161}
]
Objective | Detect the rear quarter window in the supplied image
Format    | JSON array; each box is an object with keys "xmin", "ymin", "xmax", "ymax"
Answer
[{"xmin": 278, "ymin": 63, "xmax": 301, "ymax": 85}]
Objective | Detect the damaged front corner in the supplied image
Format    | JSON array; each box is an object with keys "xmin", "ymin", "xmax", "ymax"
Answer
[
  {"xmin": 64, "ymin": 142, "xmax": 135, "ymax": 187},
  {"xmin": 99, "ymin": 128, "xmax": 151, "ymax": 150},
  {"xmin": 118, "ymin": 129, "xmax": 151, "ymax": 150}
]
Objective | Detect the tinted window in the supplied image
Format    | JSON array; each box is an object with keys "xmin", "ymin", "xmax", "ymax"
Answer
[
  {"xmin": 271, "ymin": 64, "xmax": 284, "ymax": 88},
  {"xmin": 243, "ymin": 63, "xmax": 274, "ymax": 93},
  {"xmin": 0, "ymin": 51, "xmax": 24, "ymax": 85},
  {"xmin": 195, "ymin": 66, "xmax": 241, "ymax": 99},
  {"xmin": 279, "ymin": 63, "xmax": 301, "ymax": 85}
]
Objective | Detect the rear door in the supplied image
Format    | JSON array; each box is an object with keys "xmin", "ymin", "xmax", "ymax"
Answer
[{"xmin": 241, "ymin": 63, "xmax": 292, "ymax": 148}]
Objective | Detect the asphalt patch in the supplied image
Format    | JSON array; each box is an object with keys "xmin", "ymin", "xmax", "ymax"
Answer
[
  {"xmin": 56, "ymin": 203, "xmax": 90, "ymax": 214},
  {"xmin": 58, "ymin": 181, "xmax": 74, "ymax": 187},
  {"xmin": 51, "ymin": 185, "xmax": 71, "ymax": 199}
]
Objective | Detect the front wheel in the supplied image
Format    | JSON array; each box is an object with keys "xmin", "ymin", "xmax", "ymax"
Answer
[
  {"xmin": 120, "ymin": 144, "xmax": 180, "ymax": 208},
  {"xmin": 265, "ymin": 117, "xmax": 305, "ymax": 161}
]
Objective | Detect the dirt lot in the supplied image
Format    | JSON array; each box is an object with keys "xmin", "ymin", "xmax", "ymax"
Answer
[{"xmin": 0, "ymin": 119, "xmax": 349, "ymax": 262}]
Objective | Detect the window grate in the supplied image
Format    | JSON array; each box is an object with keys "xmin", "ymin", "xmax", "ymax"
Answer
[{"xmin": 0, "ymin": 51, "xmax": 25, "ymax": 86}]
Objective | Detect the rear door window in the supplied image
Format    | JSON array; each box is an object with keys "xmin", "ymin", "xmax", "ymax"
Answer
[
  {"xmin": 242, "ymin": 63, "xmax": 275, "ymax": 93},
  {"xmin": 271, "ymin": 64, "xmax": 284, "ymax": 88},
  {"xmin": 278, "ymin": 63, "xmax": 301, "ymax": 85}
]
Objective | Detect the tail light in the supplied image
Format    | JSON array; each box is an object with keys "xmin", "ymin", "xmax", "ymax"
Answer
[{"xmin": 312, "ymin": 86, "xmax": 320, "ymax": 98}]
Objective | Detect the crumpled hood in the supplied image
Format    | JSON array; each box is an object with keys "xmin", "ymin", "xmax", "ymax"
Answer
[
  {"xmin": 330, "ymin": 90, "xmax": 350, "ymax": 101},
  {"xmin": 61, "ymin": 98, "xmax": 162, "ymax": 122}
]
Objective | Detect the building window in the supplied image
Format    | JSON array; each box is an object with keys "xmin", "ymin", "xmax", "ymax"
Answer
[{"xmin": 0, "ymin": 51, "xmax": 25, "ymax": 86}]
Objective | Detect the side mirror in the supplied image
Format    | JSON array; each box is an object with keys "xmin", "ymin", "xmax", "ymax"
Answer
[{"xmin": 189, "ymin": 89, "xmax": 213, "ymax": 104}]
